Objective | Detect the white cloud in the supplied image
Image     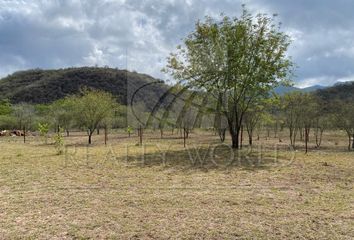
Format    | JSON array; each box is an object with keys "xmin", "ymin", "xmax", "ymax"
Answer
[
  {"xmin": 337, "ymin": 75, "xmax": 354, "ymax": 83},
  {"xmin": 0, "ymin": 0, "xmax": 354, "ymax": 87},
  {"xmin": 296, "ymin": 76, "xmax": 333, "ymax": 88}
]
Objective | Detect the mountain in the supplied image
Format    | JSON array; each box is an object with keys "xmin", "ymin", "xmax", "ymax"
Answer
[
  {"xmin": 301, "ymin": 85, "xmax": 327, "ymax": 92},
  {"xmin": 1, "ymin": 67, "xmax": 351, "ymax": 106},
  {"xmin": 316, "ymin": 81, "xmax": 354, "ymax": 102},
  {"xmin": 0, "ymin": 67, "xmax": 170, "ymax": 106},
  {"xmin": 274, "ymin": 84, "xmax": 326, "ymax": 95},
  {"xmin": 273, "ymin": 85, "xmax": 298, "ymax": 95}
]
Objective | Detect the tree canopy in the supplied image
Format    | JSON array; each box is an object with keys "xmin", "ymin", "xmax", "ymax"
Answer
[
  {"xmin": 165, "ymin": 6, "xmax": 293, "ymax": 148},
  {"xmin": 70, "ymin": 89, "xmax": 119, "ymax": 144}
]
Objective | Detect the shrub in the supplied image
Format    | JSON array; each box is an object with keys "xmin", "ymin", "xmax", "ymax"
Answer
[{"xmin": 53, "ymin": 127, "xmax": 65, "ymax": 155}]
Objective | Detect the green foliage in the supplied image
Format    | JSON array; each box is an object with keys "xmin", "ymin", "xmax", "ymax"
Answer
[
  {"xmin": 70, "ymin": 89, "xmax": 119, "ymax": 144},
  {"xmin": 111, "ymin": 105, "xmax": 127, "ymax": 128},
  {"xmin": 0, "ymin": 67, "xmax": 169, "ymax": 106},
  {"xmin": 34, "ymin": 104, "xmax": 51, "ymax": 116},
  {"xmin": 0, "ymin": 99, "xmax": 14, "ymax": 130},
  {"xmin": 281, "ymin": 92, "xmax": 319, "ymax": 148},
  {"xmin": 165, "ymin": 6, "xmax": 293, "ymax": 148},
  {"xmin": 126, "ymin": 125, "xmax": 133, "ymax": 137},
  {"xmin": 37, "ymin": 122, "xmax": 50, "ymax": 144},
  {"xmin": 316, "ymin": 81, "xmax": 354, "ymax": 103},
  {"xmin": 0, "ymin": 99, "xmax": 12, "ymax": 115},
  {"xmin": 0, "ymin": 115, "xmax": 16, "ymax": 130},
  {"xmin": 12, "ymin": 103, "xmax": 35, "ymax": 130},
  {"xmin": 331, "ymin": 100, "xmax": 354, "ymax": 150},
  {"xmin": 50, "ymin": 98, "xmax": 75, "ymax": 132},
  {"xmin": 53, "ymin": 127, "xmax": 65, "ymax": 155}
]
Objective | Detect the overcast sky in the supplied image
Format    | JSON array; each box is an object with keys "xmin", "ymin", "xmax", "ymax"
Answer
[{"xmin": 0, "ymin": 0, "xmax": 353, "ymax": 87}]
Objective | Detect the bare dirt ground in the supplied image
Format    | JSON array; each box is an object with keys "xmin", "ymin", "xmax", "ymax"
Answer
[{"xmin": 0, "ymin": 130, "xmax": 353, "ymax": 239}]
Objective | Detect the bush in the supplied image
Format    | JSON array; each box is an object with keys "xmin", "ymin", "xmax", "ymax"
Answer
[
  {"xmin": 38, "ymin": 122, "xmax": 49, "ymax": 144},
  {"xmin": 53, "ymin": 127, "xmax": 65, "ymax": 155}
]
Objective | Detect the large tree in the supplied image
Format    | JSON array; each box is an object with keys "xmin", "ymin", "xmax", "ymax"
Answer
[{"xmin": 164, "ymin": 6, "xmax": 293, "ymax": 148}]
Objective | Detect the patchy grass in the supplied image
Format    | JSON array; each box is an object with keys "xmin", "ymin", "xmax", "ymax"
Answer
[{"xmin": 0, "ymin": 130, "xmax": 353, "ymax": 239}]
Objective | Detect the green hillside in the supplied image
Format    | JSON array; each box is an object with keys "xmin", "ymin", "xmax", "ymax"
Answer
[
  {"xmin": 316, "ymin": 81, "xmax": 354, "ymax": 102},
  {"xmin": 0, "ymin": 67, "xmax": 169, "ymax": 106},
  {"xmin": 274, "ymin": 84, "xmax": 326, "ymax": 95},
  {"xmin": 1, "ymin": 67, "xmax": 352, "ymax": 107}
]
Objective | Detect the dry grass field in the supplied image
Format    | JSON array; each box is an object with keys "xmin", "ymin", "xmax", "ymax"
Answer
[{"xmin": 0, "ymin": 130, "xmax": 353, "ymax": 239}]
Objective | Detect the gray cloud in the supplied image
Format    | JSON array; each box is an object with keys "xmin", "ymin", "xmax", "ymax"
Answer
[{"xmin": 0, "ymin": 0, "xmax": 353, "ymax": 87}]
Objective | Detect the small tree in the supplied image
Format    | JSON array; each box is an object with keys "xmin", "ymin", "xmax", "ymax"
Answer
[
  {"xmin": 72, "ymin": 89, "xmax": 117, "ymax": 144},
  {"xmin": 12, "ymin": 103, "xmax": 35, "ymax": 131},
  {"xmin": 282, "ymin": 92, "xmax": 303, "ymax": 148},
  {"xmin": 38, "ymin": 122, "xmax": 50, "ymax": 144},
  {"xmin": 299, "ymin": 94, "xmax": 317, "ymax": 153},
  {"xmin": 333, "ymin": 101, "xmax": 354, "ymax": 151},
  {"xmin": 53, "ymin": 127, "xmax": 65, "ymax": 155},
  {"xmin": 244, "ymin": 104, "xmax": 263, "ymax": 146},
  {"xmin": 126, "ymin": 125, "xmax": 133, "ymax": 137},
  {"xmin": 313, "ymin": 97, "xmax": 331, "ymax": 148},
  {"xmin": 50, "ymin": 98, "xmax": 75, "ymax": 136}
]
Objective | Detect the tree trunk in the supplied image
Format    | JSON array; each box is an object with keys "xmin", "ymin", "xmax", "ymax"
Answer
[
  {"xmin": 104, "ymin": 126, "xmax": 108, "ymax": 145},
  {"xmin": 88, "ymin": 131, "xmax": 93, "ymax": 144},
  {"xmin": 246, "ymin": 128, "xmax": 253, "ymax": 146},
  {"xmin": 186, "ymin": 128, "xmax": 189, "ymax": 139},
  {"xmin": 289, "ymin": 127, "xmax": 294, "ymax": 146},
  {"xmin": 230, "ymin": 129, "xmax": 240, "ymax": 149},
  {"xmin": 66, "ymin": 130, "xmax": 70, "ymax": 137},
  {"xmin": 352, "ymin": 134, "xmax": 354, "ymax": 149},
  {"xmin": 305, "ymin": 128, "xmax": 309, "ymax": 154},
  {"xmin": 139, "ymin": 126, "xmax": 143, "ymax": 146},
  {"xmin": 315, "ymin": 128, "xmax": 324, "ymax": 148},
  {"xmin": 290, "ymin": 127, "xmax": 297, "ymax": 148},
  {"xmin": 23, "ymin": 126, "xmax": 26, "ymax": 143},
  {"xmin": 218, "ymin": 128, "xmax": 226, "ymax": 143},
  {"xmin": 183, "ymin": 127, "xmax": 186, "ymax": 148},
  {"xmin": 300, "ymin": 128, "xmax": 304, "ymax": 141},
  {"xmin": 348, "ymin": 135, "xmax": 351, "ymax": 151},
  {"xmin": 240, "ymin": 125, "xmax": 243, "ymax": 149},
  {"xmin": 97, "ymin": 128, "xmax": 100, "ymax": 135},
  {"xmin": 315, "ymin": 128, "xmax": 319, "ymax": 147}
]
